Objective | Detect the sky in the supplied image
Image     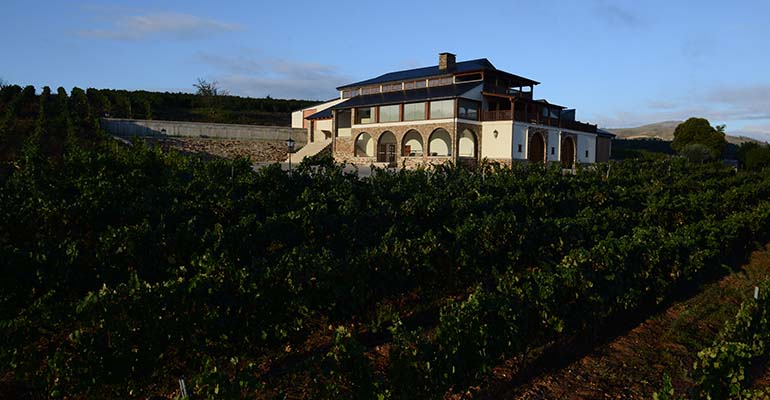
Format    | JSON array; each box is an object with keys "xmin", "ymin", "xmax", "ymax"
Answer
[{"xmin": 2, "ymin": 0, "xmax": 770, "ymax": 140}]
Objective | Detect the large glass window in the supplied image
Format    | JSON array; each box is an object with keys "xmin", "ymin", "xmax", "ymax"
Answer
[
  {"xmin": 458, "ymin": 99, "xmax": 479, "ymax": 120},
  {"xmin": 355, "ymin": 107, "xmax": 375, "ymax": 124},
  {"xmin": 429, "ymin": 100, "xmax": 454, "ymax": 119},
  {"xmin": 342, "ymin": 89, "xmax": 359, "ymax": 98},
  {"xmin": 404, "ymin": 102, "xmax": 425, "ymax": 121},
  {"xmin": 361, "ymin": 86, "xmax": 380, "ymax": 95},
  {"xmin": 404, "ymin": 80, "xmax": 426, "ymax": 90},
  {"xmin": 382, "ymin": 83, "xmax": 402, "ymax": 92},
  {"xmin": 379, "ymin": 104, "xmax": 400, "ymax": 122},
  {"xmin": 428, "ymin": 76, "xmax": 453, "ymax": 87}
]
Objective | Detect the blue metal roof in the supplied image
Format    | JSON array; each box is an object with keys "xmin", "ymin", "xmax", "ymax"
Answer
[
  {"xmin": 337, "ymin": 58, "xmax": 538, "ymax": 90},
  {"xmin": 306, "ymin": 108, "xmax": 334, "ymax": 120},
  {"xmin": 330, "ymin": 82, "xmax": 482, "ymax": 110}
]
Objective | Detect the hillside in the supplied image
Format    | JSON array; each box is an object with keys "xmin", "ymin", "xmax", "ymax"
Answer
[{"xmin": 608, "ymin": 120, "xmax": 764, "ymax": 145}]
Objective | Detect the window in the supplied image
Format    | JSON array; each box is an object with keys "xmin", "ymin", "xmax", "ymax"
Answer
[
  {"xmin": 404, "ymin": 80, "xmax": 427, "ymax": 90},
  {"xmin": 382, "ymin": 83, "xmax": 402, "ymax": 92},
  {"xmin": 518, "ymin": 144, "xmax": 522, "ymax": 153},
  {"xmin": 428, "ymin": 76, "xmax": 453, "ymax": 87},
  {"xmin": 457, "ymin": 99, "xmax": 479, "ymax": 120},
  {"xmin": 355, "ymin": 133, "xmax": 374, "ymax": 157},
  {"xmin": 429, "ymin": 100, "xmax": 454, "ymax": 119},
  {"xmin": 355, "ymin": 107, "xmax": 375, "ymax": 124},
  {"xmin": 585, "ymin": 150, "xmax": 589, "ymax": 158},
  {"xmin": 361, "ymin": 86, "xmax": 380, "ymax": 95},
  {"xmin": 455, "ymin": 73, "xmax": 482, "ymax": 83},
  {"xmin": 379, "ymin": 104, "xmax": 400, "ymax": 122},
  {"xmin": 428, "ymin": 129, "xmax": 452, "ymax": 156},
  {"xmin": 342, "ymin": 89, "xmax": 359, "ymax": 98},
  {"xmin": 404, "ymin": 102, "xmax": 425, "ymax": 121},
  {"xmin": 551, "ymin": 147, "xmax": 555, "ymax": 155}
]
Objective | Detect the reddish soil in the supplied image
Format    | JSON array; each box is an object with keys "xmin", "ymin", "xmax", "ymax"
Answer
[{"xmin": 474, "ymin": 246, "xmax": 770, "ymax": 399}]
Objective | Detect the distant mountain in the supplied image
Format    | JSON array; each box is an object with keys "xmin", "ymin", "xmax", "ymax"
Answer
[{"xmin": 607, "ymin": 121, "xmax": 763, "ymax": 145}]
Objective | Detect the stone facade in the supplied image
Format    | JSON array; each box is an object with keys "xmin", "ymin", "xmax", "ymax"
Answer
[{"xmin": 333, "ymin": 120, "xmax": 483, "ymax": 168}]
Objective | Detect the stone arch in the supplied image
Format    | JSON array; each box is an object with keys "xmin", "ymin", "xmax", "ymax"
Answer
[
  {"xmin": 560, "ymin": 135, "xmax": 576, "ymax": 168},
  {"xmin": 355, "ymin": 132, "xmax": 374, "ymax": 157},
  {"xmin": 402, "ymin": 129, "xmax": 424, "ymax": 156},
  {"xmin": 428, "ymin": 128, "xmax": 452, "ymax": 157},
  {"xmin": 458, "ymin": 128, "xmax": 477, "ymax": 158},
  {"xmin": 377, "ymin": 131, "xmax": 397, "ymax": 163},
  {"xmin": 528, "ymin": 130, "xmax": 546, "ymax": 164}
]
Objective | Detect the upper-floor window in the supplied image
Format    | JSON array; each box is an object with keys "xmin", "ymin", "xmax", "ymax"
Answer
[
  {"xmin": 428, "ymin": 76, "xmax": 453, "ymax": 87},
  {"xmin": 404, "ymin": 80, "xmax": 427, "ymax": 90},
  {"xmin": 361, "ymin": 86, "xmax": 380, "ymax": 95},
  {"xmin": 457, "ymin": 99, "xmax": 479, "ymax": 121},
  {"xmin": 455, "ymin": 73, "xmax": 482, "ymax": 83},
  {"xmin": 404, "ymin": 102, "xmax": 426, "ymax": 121},
  {"xmin": 379, "ymin": 104, "xmax": 400, "ymax": 122},
  {"xmin": 429, "ymin": 100, "xmax": 454, "ymax": 119},
  {"xmin": 355, "ymin": 107, "xmax": 375, "ymax": 124},
  {"xmin": 382, "ymin": 83, "xmax": 403, "ymax": 92},
  {"xmin": 342, "ymin": 89, "xmax": 359, "ymax": 98}
]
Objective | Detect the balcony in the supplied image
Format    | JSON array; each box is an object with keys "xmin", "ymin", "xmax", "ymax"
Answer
[
  {"xmin": 483, "ymin": 84, "xmax": 534, "ymax": 100},
  {"xmin": 481, "ymin": 110, "xmax": 597, "ymax": 133}
]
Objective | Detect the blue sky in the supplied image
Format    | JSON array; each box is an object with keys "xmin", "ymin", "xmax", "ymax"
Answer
[{"xmin": 2, "ymin": 1, "xmax": 770, "ymax": 140}]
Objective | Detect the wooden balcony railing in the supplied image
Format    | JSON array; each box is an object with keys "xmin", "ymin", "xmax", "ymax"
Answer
[
  {"xmin": 480, "ymin": 109, "xmax": 597, "ymax": 133},
  {"xmin": 481, "ymin": 110, "xmax": 513, "ymax": 121}
]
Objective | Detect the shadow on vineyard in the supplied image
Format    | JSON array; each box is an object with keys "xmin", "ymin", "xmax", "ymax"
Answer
[{"xmin": 2, "ymin": 85, "xmax": 770, "ymax": 398}]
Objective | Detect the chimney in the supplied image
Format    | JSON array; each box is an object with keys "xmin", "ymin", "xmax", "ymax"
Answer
[{"xmin": 439, "ymin": 52, "xmax": 456, "ymax": 71}]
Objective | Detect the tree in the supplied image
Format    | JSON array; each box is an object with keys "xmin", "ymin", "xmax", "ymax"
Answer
[
  {"xmin": 193, "ymin": 78, "xmax": 229, "ymax": 96},
  {"xmin": 735, "ymin": 141, "xmax": 770, "ymax": 171},
  {"xmin": 681, "ymin": 143, "xmax": 717, "ymax": 163},
  {"xmin": 671, "ymin": 118, "xmax": 727, "ymax": 159},
  {"xmin": 0, "ymin": 78, "xmax": 7, "ymax": 89}
]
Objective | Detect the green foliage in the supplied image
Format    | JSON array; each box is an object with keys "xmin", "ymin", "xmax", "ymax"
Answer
[
  {"xmin": 2, "ymin": 103, "xmax": 770, "ymax": 397},
  {"xmin": 671, "ymin": 118, "xmax": 728, "ymax": 158},
  {"xmin": 681, "ymin": 143, "xmax": 718, "ymax": 163},
  {"xmin": 736, "ymin": 142, "xmax": 770, "ymax": 171},
  {"xmin": 319, "ymin": 326, "xmax": 378, "ymax": 399},
  {"xmin": 691, "ymin": 277, "xmax": 770, "ymax": 398}
]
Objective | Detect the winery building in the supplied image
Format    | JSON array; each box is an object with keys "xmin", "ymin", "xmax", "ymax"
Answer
[{"xmin": 291, "ymin": 53, "xmax": 613, "ymax": 167}]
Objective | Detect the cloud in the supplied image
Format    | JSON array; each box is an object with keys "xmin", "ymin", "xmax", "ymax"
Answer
[
  {"xmin": 592, "ymin": 1, "xmax": 641, "ymax": 27},
  {"xmin": 731, "ymin": 124, "xmax": 770, "ymax": 142},
  {"xmin": 197, "ymin": 53, "xmax": 350, "ymax": 100},
  {"xmin": 77, "ymin": 12, "xmax": 242, "ymax": 40},
  {"xmin": 596, "ymin": 82, "xmax": 770, "ymax": 126}
]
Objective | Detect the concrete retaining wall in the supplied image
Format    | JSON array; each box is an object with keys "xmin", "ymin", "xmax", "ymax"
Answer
[{"xmin": 101, "ymin": 118, "xmax": 307, "ymax": 144}]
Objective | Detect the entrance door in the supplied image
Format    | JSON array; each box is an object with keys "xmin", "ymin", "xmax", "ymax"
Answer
[
  {"xmin": 377, "ymin": 131, "xmax": 398, "ymax": 163},
  {"xmin": 378, "ymin": 144, "xmax": 396, "ymax": 163}
]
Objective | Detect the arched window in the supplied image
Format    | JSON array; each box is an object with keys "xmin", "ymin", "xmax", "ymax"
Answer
[
  {"xmin": 458, "ymin": 129, "xmax": 476, "ymax": 158},
  {"xmin": 377, "ymin": 131, "xmax": 397, "ymax": 163},
  {"xmin": 355, "ymin": 132, "xmax": 374, "ymax": 157},
  {"xmin": 428, "ymin": 128, "xmax": 452, "ymax": 156},
  {"xmin": 402, "ymin": 130, "xmax": 424, "ymax": 156}
]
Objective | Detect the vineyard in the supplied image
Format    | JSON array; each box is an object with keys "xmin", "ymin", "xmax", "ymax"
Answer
[{"xmin": 2, "ymin": 86, "xmax": 770, "ymax": 398}]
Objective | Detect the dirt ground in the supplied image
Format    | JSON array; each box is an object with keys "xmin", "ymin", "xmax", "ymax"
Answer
[
  {"xmin": 141, "ymin": 137, "xmax": 289, "ymax": 162},
  {"xmin": 475, "ymin": 246, "xmax": 770, "ymax": 399}
]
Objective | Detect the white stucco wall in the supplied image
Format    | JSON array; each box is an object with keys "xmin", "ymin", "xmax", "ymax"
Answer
[
  {"xmin": 291, "ymin": 110, "xmax": 303, "ymax": 128},
  {"xmin": 577, "ymin": 134, "xmax": 597, "ymax": 163},
  {"xmin": 312, "ymin": 119, "xmax": 333, "ymax": 141},
  {"xmin": 513, "ymin": 124, "xmax": 528, "ymax": 160},
  {"xmin": 547, "ymin": 129, "xmax": 560, "ymax": 162},
  {"xmin": 481, "ymin": 121, "xmax": 513, "ymax": 160}
]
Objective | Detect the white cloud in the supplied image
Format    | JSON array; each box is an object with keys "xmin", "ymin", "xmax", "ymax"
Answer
[
  {"xmin": 595, "ymin": 83, "xmax": 770, "ymax": 132},
  {"xmin": 78, "ymin": 12, "xmax": 242, "ymax": 40},
  {"xmin": 197, "ymin": 53, "xmax": 350, "ymax": 100}
]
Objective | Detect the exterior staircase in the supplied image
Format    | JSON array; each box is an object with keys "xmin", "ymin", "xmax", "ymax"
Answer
[{"xmin": 285, "ymin": 138, "xmax": 332, "ymax": 163}]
